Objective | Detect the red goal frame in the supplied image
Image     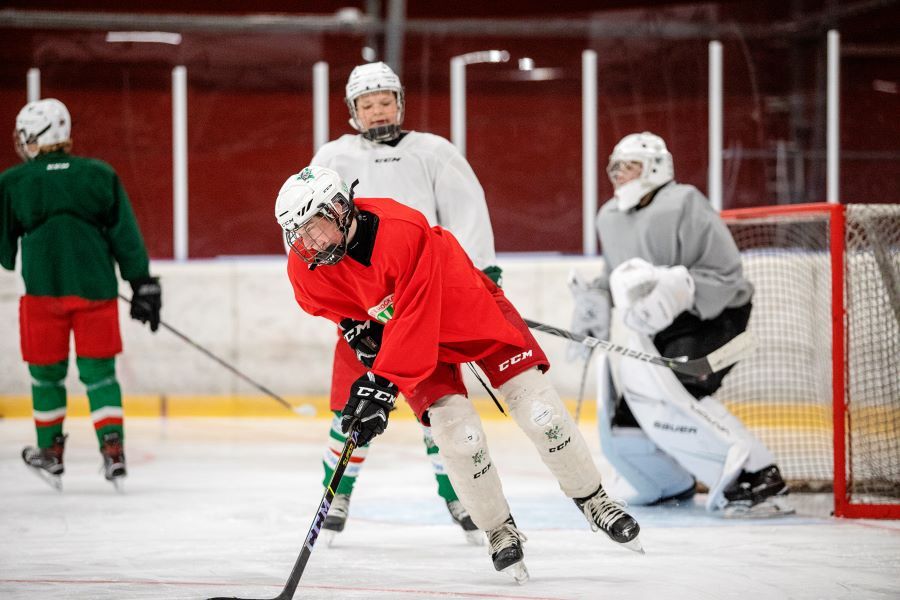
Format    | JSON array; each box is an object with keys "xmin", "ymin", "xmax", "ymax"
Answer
[{"xmin": 722, "ymin": 203, "xmax": 899, "ymax": 519}]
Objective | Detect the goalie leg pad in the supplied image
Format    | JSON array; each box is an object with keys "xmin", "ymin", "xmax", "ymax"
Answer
[
  {"xmin": 428, "ymin": 394, "xmax": 510, "ymax": 531},
  {"xmin": 613, "ymin": 325, "xmax": 774, "ymax": 511},
  {"xmin": 499, "ymin": 368, "xmax": 601, "ymax": 499},
  {"xmin": 596, "ymin": 353, "xmax": 695, "ymax": 505}
]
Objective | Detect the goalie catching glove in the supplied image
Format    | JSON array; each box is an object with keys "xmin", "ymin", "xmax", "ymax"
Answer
[
  {"xmin": 610, "ymin": 258, "xmax": 695, "ymax": 335},
  {"xmin": 341, "ymin": 372, "xmax": 398, "ymax": 446},
  {"xmin": 339, "ymin": 318, "xmax": 383, "ymax": 367}
]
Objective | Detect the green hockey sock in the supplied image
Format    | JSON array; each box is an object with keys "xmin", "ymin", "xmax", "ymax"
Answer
[
  {"xmin": 422, "ymin": 424, "xmax": 459, "ymax": 503},
  {"xmin": 76, "ymin": 356, "xmax": 124, "ymax": 448},
  {"xmin": 29, "ymin": 360, "xmax": 68, "ymax": 448}
]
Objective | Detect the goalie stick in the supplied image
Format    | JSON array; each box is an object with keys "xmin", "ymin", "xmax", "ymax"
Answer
[
  {"xmin": 207, "ymin": 425, "xmax": 361, "ymax": 600},
  {"xmin": 119, "ymin": 294, "xmax": 315, "ymax": 417},
  {"xmin": 524, "ymin": 318, "xmax": 756, "ymax": 378}
]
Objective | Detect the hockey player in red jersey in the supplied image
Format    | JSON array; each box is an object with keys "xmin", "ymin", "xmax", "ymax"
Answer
[{"xmin": 275, "ymin": 165, "xmax": 643, "ymax": 584}]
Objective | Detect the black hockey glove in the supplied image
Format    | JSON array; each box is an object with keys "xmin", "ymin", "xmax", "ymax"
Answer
[
  {"xmin": 340, "ymin": 372, "xmax": 398, "ymax": 446},
  {"xmin": 339, "ymin": 318, "xmax": 383, "ymax": 368},
  {"xmin": 129, "ymin": 276, "xmax": 161, "ymax": 332}
]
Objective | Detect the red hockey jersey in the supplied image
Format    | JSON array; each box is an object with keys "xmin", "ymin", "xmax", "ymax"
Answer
[{"xmin": 287, "ymin": 198, "xmax": 524, "ymax": 395}]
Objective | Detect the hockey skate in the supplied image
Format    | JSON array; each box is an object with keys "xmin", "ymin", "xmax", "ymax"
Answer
[
  {"xmin": 321, "ymin": 493, "xmax": 351, "ymax": 546},
  {"xmin": 100, "ymin": 432, "xmax": 127, "ymax": 491},
  {"xmin": 446, "ymin": 499, "xmax": 483, "ymax": 546},
  {"xmin": 575, "ymin": 485, "xmax": 644, "ymax": 554},
  {"xmin": 722, "ymin": 464, "xmax": 794, "ymax": 518},
  {"xmin": 486, "ymin": 515, "xmax": 529, "ymax": 584},
  {"xmin": 22, "ymin": 434, "xmax": 66, "ymax": 491}
]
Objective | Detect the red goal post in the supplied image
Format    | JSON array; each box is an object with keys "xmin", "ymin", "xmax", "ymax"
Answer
[{"xmin": 720, "ymin": 203, "xmax": 900, "ymax": 519}]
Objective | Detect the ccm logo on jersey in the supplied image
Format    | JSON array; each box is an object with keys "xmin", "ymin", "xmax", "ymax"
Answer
[
  {"xmin": 375, "ymin": 157, "xmax": 401, "ymax": 163},
  {"xmin": 498, "ymin": 350, "xmax": 533, "ymax": 371}
]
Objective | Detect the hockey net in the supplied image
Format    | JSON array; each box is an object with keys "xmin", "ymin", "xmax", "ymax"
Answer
[{"xmin": 718, "ymin": 203, "xmax": 900, "ymax": 518}]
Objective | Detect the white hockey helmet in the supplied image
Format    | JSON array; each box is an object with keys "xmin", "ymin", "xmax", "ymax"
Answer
[
  {"xmin": 14, "ymin": 98, "xmax": 71, "ymax": 160},
  {"xmin": 606, "ymin": 132, "xmax": 674, "ymax": 211},
  {"xmin": 275, "ymin": 166, "xmax": 355, "ymax": 267},
  {"xmin": 345, "ymin": 61, "xmax": 404, "ymax": 142}
]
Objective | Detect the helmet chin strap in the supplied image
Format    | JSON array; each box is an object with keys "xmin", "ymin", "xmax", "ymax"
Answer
[{"xmin": 614, "ymin": 179, "xmax": 657, "ymax": 212}]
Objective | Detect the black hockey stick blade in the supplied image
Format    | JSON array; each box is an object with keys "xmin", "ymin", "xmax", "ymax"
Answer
[
  {"xmin": 524, "ymin": 318, "xmax": 757, "ymax": 378},
  {"xmin": 206, "ymin": 425, "xmax": 361, "ymax": 600}
]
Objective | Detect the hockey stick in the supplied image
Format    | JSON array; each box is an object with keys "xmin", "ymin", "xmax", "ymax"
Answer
[
  {"xmin": 207, "ymin": 425, "xmax": 361, "ymax": 600},
  {"xmin": 573, "ymin": 345, "xmax": 594, "ymax": 423},
  {"xmin": 525, "ymin": 318, "xmax": 756, "ymax": 378},
  {"xmin": 118, "ymin": 294, "xmax": 315, "ymax": 417}
]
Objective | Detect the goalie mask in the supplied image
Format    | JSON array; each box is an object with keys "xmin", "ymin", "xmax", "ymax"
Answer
[
  {"xmin": 345, "ymin": 61, "xmax": 404, "ymax": 142},
  {"xmin": 14, "ymin": 98, "xmax": 71, "ymax": 161},
  {"xmin": 606, "ymin": 132, "xmax": 674, "ymax": 212},
  {"xmin": 275, "ymin": 166, "xmax": 355, "ymax": 267}
]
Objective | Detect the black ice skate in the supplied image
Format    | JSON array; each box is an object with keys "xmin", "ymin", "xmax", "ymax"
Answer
[
  {"xmin": 575, "ymin": 485, "xmax": 644, "ymax": 554},
  {"xmin": 22, "ymin": 434, "xmax": 66, "ymax": 491},
  {"xmin": 100, "ymin": 431, "xmax": 127, "ymax": 491},
  {"xmin": 486, "ymin": 515, "xmax": 529, "ymax": 584},
  {"xmin": 722, "ymin": 464, "xmax": 794, "ymax": 518},
  {"xmin": 446, "ymin": 499, "xmax": 483, "ymax": 546},
  {"xmin": 321, "ymin": 492, "xmax": 351, "ymax": 546}
]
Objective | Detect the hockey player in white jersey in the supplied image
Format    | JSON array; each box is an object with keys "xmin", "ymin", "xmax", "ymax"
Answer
[
  {"xmin": 569, "ymin": 131, "xmax": 792, "ymax": 517},
  {"xmin": 309, "ymin": 61, "xmax": 501, "ymax": 544}
]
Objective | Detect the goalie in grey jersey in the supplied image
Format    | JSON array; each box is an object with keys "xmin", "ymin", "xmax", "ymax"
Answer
[
  {"xmin": 569, "ymin": 132, "xmax": 792, "ymax": 517},
  {"xmin": 308, "ymin": 61, "xmax": 501, "ymax": 544}
]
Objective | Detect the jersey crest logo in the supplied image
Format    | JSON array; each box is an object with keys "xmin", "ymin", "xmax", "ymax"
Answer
[{"xmin": 367, "ymin": 294, "xmax": 395, "ymax": 323}]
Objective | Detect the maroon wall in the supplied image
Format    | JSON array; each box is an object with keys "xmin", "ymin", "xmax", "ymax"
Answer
[{"xmin": 2, "ymin": 7, "xmax": 897, "ymax": 258}]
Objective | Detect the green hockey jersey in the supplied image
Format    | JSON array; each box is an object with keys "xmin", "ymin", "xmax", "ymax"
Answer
[{"xmin": 0, "ymin": 151, "xmax": 150, "ymax": 299}]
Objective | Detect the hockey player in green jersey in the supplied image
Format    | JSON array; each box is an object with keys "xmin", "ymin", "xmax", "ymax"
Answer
[{"xmin": 1, "ymin": 98, "xmax": 161, "ymax": 491}]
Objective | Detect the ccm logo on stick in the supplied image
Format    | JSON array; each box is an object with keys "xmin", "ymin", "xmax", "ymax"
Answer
[{"xmin": 499, "ymin": 350, "xmax": 533, "ymax": 371}]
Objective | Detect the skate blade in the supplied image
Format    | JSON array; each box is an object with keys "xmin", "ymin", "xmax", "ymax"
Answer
[
  {"xmin": 463, "ymin": 529, "xmax": 485, "ymax": 546},
  {"xmin": 109, "ymin": 477, "xmax": 125, "ymax": 493},
  {"xmin": 501, "ymin": 561, "xmax": 529, "ymax": 585},
  {"xmin": 320, "ymin": 529, "xmax": 339, "ymax": 547},
  {"xmin": 618, "ymin": 535, "xmax": 645, "ymax": 554},
  {"xmin": 26, "ymin": 466, "xmax": 63, "ymax": 492},
  {"xmin": 723, "ymin": 497, "xmax": 795, "ymax": 519}
]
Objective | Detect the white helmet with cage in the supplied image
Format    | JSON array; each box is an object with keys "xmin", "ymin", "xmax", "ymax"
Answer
[
  {"xmin": 14, "ymin": 98, "xmax": 71, "ymax": 160},
  {"xmin": 275, "ymin": 166, "xmax": 355, "ymax": 267},
  {"xmin": 607, "ymin": 132, "xmax": 674, "ymax": 211},
  {"xmin": 345, "ymin": 61, "xmax": 404, "ymax": 142}
]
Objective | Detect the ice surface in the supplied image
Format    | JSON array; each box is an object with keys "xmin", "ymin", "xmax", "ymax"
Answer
[{"xmin": 2, "ymin": 418, "xmax": 899, "ymax": 600}]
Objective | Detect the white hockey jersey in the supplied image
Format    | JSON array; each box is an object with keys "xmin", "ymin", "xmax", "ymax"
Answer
[
  {"xmin": 310, "ymin": 131, "xmax": 497, "ymax": 269},
  {"xmin": 597, "ymin": 182, "xmax": 754, "ymax": 320}
]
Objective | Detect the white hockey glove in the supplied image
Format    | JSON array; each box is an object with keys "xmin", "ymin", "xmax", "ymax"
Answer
[
  {"xmin": 623, "ymin": 265, "xmax": 695, "ymax": 335},
  {"xmin": 567, "ymin": 270, "xmax": 611, "ymax": 361},
  {"xmin": 609, "ymin": 257, "xmax": 658, "ymax": 310}
]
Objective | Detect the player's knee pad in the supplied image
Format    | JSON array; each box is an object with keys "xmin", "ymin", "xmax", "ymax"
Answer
[
  {"xmin": 428, "ymin": 395, "xmax": 509, "ymax": 530},
  {"xmin": 29, "ymin": 360, "xmax": 68, "ymax": 386},
  {"xmin": 499, "ymin": 368, "xmax": 600, "ymax": 498},
  {"xmin": 75, "ymin": 356, "xmax": 116, "ymax": 386}
]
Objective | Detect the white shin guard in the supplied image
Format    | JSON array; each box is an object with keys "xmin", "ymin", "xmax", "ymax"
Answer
[
  {"xmin": 428, "ymin": 395, "xmax": 510, "ymax": 531},
  {"xmin": 499, "ymin": 368, "xmax": 602, "ymax": 499}
]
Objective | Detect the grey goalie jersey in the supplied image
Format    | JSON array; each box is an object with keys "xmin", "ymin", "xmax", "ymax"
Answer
[
  {"xmin": 597, "ymin": 182, "xmax": 754, "ymax": 320},
  {"xmin": 310, "ymin": 131, "xmax": 497, "ymax": 269}
]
